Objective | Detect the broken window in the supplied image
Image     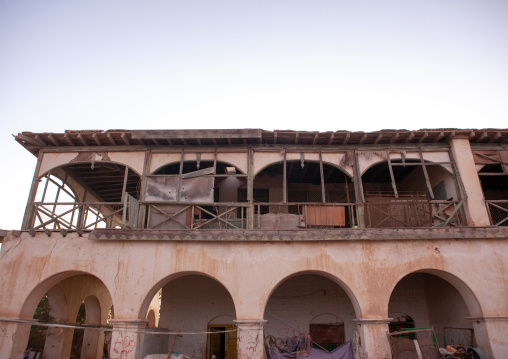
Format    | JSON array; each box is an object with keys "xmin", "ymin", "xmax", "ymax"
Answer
[
  {"xmin": 361, "ymin": 156, "xmax": 462, "ymax": 228},
  {"xmin": 146, "ymin": 160, "xmax": 247, "ymax": 229},
  {"xmin": 252, "ymin": 159, "xmax": 355, "ymax": 229},
  {"xmin": 474, "ymin": 150, "xmax": 508, "ymax": 226}
]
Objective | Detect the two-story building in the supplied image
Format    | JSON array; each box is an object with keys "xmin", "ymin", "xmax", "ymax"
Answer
[{"xmin": 0, "ymin": 129, "xmax": 507, "ymax": 359}]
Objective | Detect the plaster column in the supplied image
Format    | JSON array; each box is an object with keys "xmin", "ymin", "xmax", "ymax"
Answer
[
  {"xmin": 353, "ymin": 318, "xmax": 392, "ymax": 359},
  {"xmin": 81, "ymin": 328, "xmax": 103, "ymax": 359},
  {"xmin": 0, "ymin": 319, "xmax": 36, "ymax": 359},
  {"xmin": 468, "ymin": 316, "xmax": 508, "ymax": 359},
  {"xmin": 234, "ymin": 319, "xmax": 267, "ymax": 359},
  {"xmin": 43, "ymin": 325, "xmax": 74, "ymax": 359},
  {"xmin": 109, "ymin": 319, "xmax": 149, "ymax": 359},
  {"xmin": 449, "ymin": 138, "xmax": 490, "ymax": 226}
]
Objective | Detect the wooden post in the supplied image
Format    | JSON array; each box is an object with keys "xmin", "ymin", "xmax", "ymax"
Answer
[
  {"xmin": 283, "ymin": 150, "xmax": 287, "ymax": 203},
  {"xmin": 387, "ymin": 153, "xmax": 398, "ymax": 198},
  {"xmin": 247, "ymin": 148, "xmax": 254, "ymax": 229},
  {"xmin": 353, "ymin": 151, "xmax": 365, "ymax": 228},
  {"xmin": 121, "ymin": 166, "xmax": 129, "ymax": 202},
  {"xmin": 137, "ymin": 149, "xmax": 152, "ymax": 228},
  {"xmin": 177, "ymin": 150, "xmax": 184, "ymax": 202},
  {"xmin": 419, "ymin": 148, "xmax": 434, "ymax": 199},
  {"xmin": 319, "ymin": 151, "xmax": 325, "ymax": 203},
  {"xmin": 21, "ymin": 152, "xmax": 44, "ymax": 230}
]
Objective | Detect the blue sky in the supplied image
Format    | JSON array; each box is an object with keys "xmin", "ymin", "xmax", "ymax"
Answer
[{"xmin": 0, "ymin": 0, "xmax": 507, "ymax": 229}]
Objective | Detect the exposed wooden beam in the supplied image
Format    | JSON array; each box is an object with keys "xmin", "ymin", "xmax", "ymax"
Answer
[
  {"xmin": 390, "ymin": 132, "xmax": 400, "ymax": 144},
  {"xmin": 433, "ymin": 131, "xmax": 444, "ymax": 143},
  {"xmin": 294, "ymin": 132, "xmax": 299, "ymax": 145},
  {"xmin": 63, "ymin": 134, "xmax": 75, "ymax": 146},
  {"xmin": 274, "ymin": 131, "xmax": 278, "ymax": 144},
  {"xmin": 476, "ymin": 131, "xmax": 488, "ymax": 143},
  {"xmin": 488, "ymin": 132, "xmax": 502, "ymax": 143},
  {"xmin": 16, "ymin": 134, "xmax": 45, "ymax": 146},
  {"xmin": 343, "ymin": 132, "xmax": 351, "ymax": 145},
  {"xmin": 153, "ymin": 139, "xmax": 160, "ymax": 146},
  {"xmin": 359, "ymin": 133, "xmax": 368, "ymax": 144},
  {"xmin": 34, "ymin": 135, "xmax": 48, "ymax": 146},
  {"xmin": 374, "ymin": 133, "xmax": 383, "ymax": 144},
  {"xmin": 212, "ymin": 138, "xmax": 217, "ymax": 146},
  {"xmin": 404, "ymin": 132, "xmax": 414, "ymax": 143},
  {"xmin": 312, "ymin": 133, "xmax": 319, "ymax": 145},
  {"xmin": 444, "ymin": 131, "xmax": 455, "ymax": 142},
  {"xmin": 418, "ymin": 131, "xmax": 428, "ymax": 143},
  {"xmin": 327, "ymin": 132, "xmax": 335, "ymax": 145},
  {"xmin": 197, "ymin": 138, "xmax": 201, "ymax": 146},
  {"xmin": 92, "ymin": 133, "xmax": 102, "ymax": 146},
  {"xmin": 77, "ymin": 134, "xmax": 88, "ymax": 146},
  {"xmin": 47, "ymin": 134, "xmax": 60, "ymax": 146},
  {"xmin": 106, "ymin": 133, "xmax": 116, "ymax": 145},
  {"xmin": 121, "ymin": 132, "xmax": 130, "ymax": 145}
]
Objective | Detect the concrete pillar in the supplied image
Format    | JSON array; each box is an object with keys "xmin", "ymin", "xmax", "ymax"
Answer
[
  {"xmin": 109, "ymin": 319, "xmax": 149, "ymax": 359},
  {"xmin": 449, "ymin": 138, "xmax": 490, "ymax": 226},
  {"xmin": 81, "ymin": 328, "xmax": 102, "ymax": 359},
  {"xmin": 0, "ymin": 319, "xmax": 35, "ymax": 359},
  {"xmin": 43, "ymin": 325, "xmax": 74, "ymax": 359},
  {"xmin": 234, "ymin": 319, "xmax": 267, "ymax": 359},
  {"xmin": 468, "ymin": 316, "xmax": 508, "ymax": 359},
  {"xmin": 353, "ymin": 318, "xmax": 392, "ymax": 359}
]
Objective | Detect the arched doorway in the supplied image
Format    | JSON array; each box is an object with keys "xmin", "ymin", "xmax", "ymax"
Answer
[
  {"xmin": 263, "ymin": 273, "xmax": 357, "ymax": 355},
  {"xmin": 23, "ymin": 274, "xmax": 112, "ymax": 359},
  {"xmin": 388, "ymin": 272, "xmax": 480, "ymax": 349},
  {"xmin": 140, "ymin": 274, "xmax": 237, "ymax": 359}
]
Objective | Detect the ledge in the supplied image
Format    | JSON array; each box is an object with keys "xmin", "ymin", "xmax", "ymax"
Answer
[{"xmin": 88, "ymin": 227, "xmax": 508, "ymax": 241}]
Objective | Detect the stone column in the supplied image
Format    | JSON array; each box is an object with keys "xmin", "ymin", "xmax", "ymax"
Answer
[
  {"xmin": 234, "ymin": 319, "xmax": 267, "ymax": 359},
  {"xmin": 353, "ymin": 318, "xmax": 392, "ymax": 359},
  {"xmin": 109, "ymin": 319, "xmax": 149, "ymax": 359},
  {"xmin": 468, "ymin": 315, "xmax": 508, "ymax": 359},
  {"xmin": 0, "ymin": 318, "xmax": 36, "ymax": 359},
  {"xmin": 449, "ymin": 137, "xmax": 490, "ymax": 226}
]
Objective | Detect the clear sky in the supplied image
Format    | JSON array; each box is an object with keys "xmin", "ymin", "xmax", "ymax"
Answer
[{"xmin": 0, "ymin": 0, "xmax": 507, "ymax": 230}]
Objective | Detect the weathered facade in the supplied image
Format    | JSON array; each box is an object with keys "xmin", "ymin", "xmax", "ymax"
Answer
[{"xmin": 1, "ymin": 128, "xmax": 507, "ymax": 359}]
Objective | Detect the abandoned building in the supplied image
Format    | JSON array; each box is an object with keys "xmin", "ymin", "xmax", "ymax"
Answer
[{"xmin": 0, "ymin": 128, "xmax": 507, "ymax": 359}]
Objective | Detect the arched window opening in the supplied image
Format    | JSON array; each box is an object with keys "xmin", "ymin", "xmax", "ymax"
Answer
[
  {"xmin": 31, "ymin": 163, "xmax": 141, "ymax": 230},
  {"xmin": 251, "ymin": 161, "xmax": 355, "ymax": 229},
  {"xmin": 473, "ymin": 150, "xmax": 508, "ymax": 226},
  {"xmin": 139, "ymin": 275, "xmax": 236, "ymax": 359},
  {"xmin": 264, "ymin": 274, "xmax": 356, "ymax": 356},
  {"xmin": 146, "ymin": 161, "xmax": 246, "ymax": 230},
  {"xmin": 362, "ymin": 159, "xmax": 462, "ymax": 228},
  {"xmin": 388, "ymin": 273, "xmax": 482, "ymax": 354}
]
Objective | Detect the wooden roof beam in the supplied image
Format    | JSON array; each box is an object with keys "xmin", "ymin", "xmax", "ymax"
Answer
[
  {"xmin": 312, "ymin": 133, "xmax": 319, "ymax": 145},
  {"xmin": 374, "ymin": 133, "xmax": 383, "ymax": 144},
  {"xmin": 106, "ymin": 133, "xmax": 116, "ymax": 145},
  {"xmin": 476, "ymin": 131, "xmax": 488, "ymax": 143},
  {"xmin": 121, "ymin": 132, "xmax": 130, "ymax": 145},
  {"xmin": 92, "ymin": 133, "xmax": 102, "ymax": 146},
  {"xmin": 77, "ymin": 134, "xmax": 88, "ymax": 146},
  {"xmin": 404, "ymin": 132, "xmax": 414, "ymax": 143},
  {"xmin": 274, "ymin": 131, "xmax": 278, "ymax": 144},
  {"xmin": 47, "ymin": 134, "xmax": 60, "ymax": 146},
  {"xmin": 359, "ymin": 133, "xmax": 368, "ymax": 144},
  {"xmin": 488, "ymin": 132, "xmax": 502, "ymax": 143},
  {"xmin": 63, "ymin": 133, "xmax": 75, "ymax": 146},
  {"xmin": 390, "ymin": 132, "xmax": 400, "ymax": 144},
  {"xmin": 327, "ymin": 132, "xmax": 334, "ymax": 145},
  {"xmin": 343, "ymin": 132, "xmax": 350, "ymax": 145},
  {"xmin": 433, "ymin": 131, "xmax": 444, "ymax": 143},
  {"xmin": 295, "ymin": 132, "xmax": 299, "ymax": 145},
  {"xmin": 418, "ymin": 131, "xmax": 428, "ymax": 143}
]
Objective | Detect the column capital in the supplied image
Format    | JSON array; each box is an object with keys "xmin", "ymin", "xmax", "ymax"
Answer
[
  {"xmin": 466, "ymin": 315, "xmax": 508, "ymax": 322},
  {"xmin": 353, "ymin": 318, "xmax": 393, "ymax": 325},
  {"xmin": 109, "ymin": 319, "xmax": 149, "ymax": 328},
  {"xmin": 233, "ymin": 319, "xmax": 268, "ymax": 327}
]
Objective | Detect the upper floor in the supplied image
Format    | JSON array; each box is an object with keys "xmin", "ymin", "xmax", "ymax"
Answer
[{"xmin": 15, "ymin": 128, "xmax": 508, "ymax": 232}]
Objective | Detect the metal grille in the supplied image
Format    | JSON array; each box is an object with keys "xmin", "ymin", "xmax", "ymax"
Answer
[
  {"xmin": 486, "ymin": 201, "xmax": 508, "ymax": 226},
  {"xmin": 443, "ymin": 327, "xmax": 475, "ymax": 347}
]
